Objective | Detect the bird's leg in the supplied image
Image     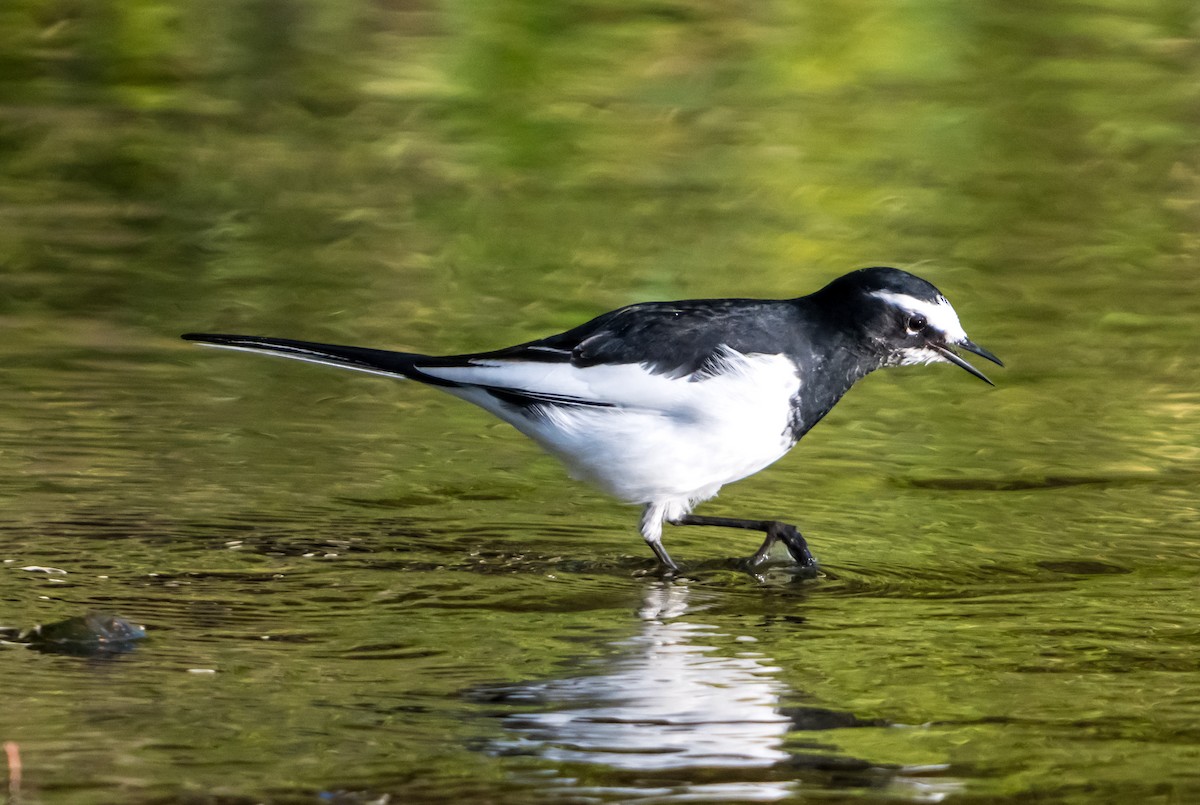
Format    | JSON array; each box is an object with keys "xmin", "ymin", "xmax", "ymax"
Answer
[
  {"xmin": 670, "ymin": 514, "xmax": 817, "ymax": 568},
  {"xmin": 646, "ymin": 539, "xmax": 681, "ymax": 573},
  {"xmin": 640, "ymin": 504, "xmax": 682, "ymax": 573}
]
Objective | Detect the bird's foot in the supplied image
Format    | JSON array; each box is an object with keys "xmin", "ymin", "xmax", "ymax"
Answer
[
  {"xmin": 748, "ymin": 521, "xmax": 818, "ymax": 570},
  {"xmin": 643, "ymin": 537, "xmax": 684, "ymax": 578}
]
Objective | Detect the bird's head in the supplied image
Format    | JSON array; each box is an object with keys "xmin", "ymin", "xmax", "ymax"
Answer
[{"xmin": 823, "ymin": 267, "xmax": 1003, "ymax": 384}]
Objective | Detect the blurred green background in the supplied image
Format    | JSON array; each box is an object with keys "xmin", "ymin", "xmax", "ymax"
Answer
[
  {"xmin": 4, "ymin": 0, "xmax": 1195, "ymax": 337},
  {"xmin": 0, "ymin": 1, "xmax": 1198, "ymax": 803}
]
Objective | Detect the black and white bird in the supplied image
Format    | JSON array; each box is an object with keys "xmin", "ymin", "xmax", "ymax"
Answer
[{"xmin": 183, "ymin": 267, "xmax": 1001, "ymax": 572}]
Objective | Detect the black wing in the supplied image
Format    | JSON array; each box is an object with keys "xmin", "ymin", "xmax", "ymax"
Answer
[
  {"xmin": 184, "ymin": 299, "xmax": 808, "ymax": 412},
  {"xmin": 473, "ymin": 299, "xmax": 804, "ymax": 378}
]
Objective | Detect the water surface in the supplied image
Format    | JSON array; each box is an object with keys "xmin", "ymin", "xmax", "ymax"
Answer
[{"xmin": 1, "ymin": 1, "xmax": 1198, "ymax": 803}]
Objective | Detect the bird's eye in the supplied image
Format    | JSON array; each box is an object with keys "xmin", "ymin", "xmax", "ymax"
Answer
[{"xmin": 906, "ymin": 314, "xmax": 927, "ymax": 334}]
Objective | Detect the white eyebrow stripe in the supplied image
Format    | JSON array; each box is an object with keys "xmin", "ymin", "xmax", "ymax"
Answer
[{"xmin": 870, "ymin": 291, "xmax": 968, "ymax": 342}]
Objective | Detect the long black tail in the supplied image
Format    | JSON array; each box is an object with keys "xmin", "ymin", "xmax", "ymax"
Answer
[{"xmin": 181, "ymin": 333, "xmax": 448, "ymax": 383}]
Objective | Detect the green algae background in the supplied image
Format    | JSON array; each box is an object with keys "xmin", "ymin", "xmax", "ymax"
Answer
[{"xmin": 0, "ymin": 1, "xmax": 1198, "ymax": 802}]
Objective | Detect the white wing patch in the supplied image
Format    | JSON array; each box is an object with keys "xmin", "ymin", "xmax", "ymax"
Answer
[
  {"xmin": 419, "ymin": 353, "xmax": 719, "ymax": 412},
  {"xmin": 870, "ymin": 291, "xmax": 968, "ymax": 343}
]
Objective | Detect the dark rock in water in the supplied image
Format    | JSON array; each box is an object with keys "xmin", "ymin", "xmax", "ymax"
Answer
[{"xmin": 18, "ymin": 612, "xmax": 146, "ymax": 655}]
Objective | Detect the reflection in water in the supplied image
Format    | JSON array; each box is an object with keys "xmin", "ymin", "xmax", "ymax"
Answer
[
  {"xmin": 502, "ymin": 583, "xmax": 791, "ymax": 771},
  {"xmin": 476, "ymin": 583, "xmax": 963, "ymax": 802}
]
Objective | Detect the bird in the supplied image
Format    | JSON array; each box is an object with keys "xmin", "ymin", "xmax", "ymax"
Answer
[{"xmin": 183, "ymin": 266, "xmax": 1001, "ymax": 573}]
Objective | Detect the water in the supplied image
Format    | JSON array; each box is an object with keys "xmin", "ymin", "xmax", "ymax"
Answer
[{"xmin": 1, "ymin": 1, "xmax": 1199, "ymax": 802}]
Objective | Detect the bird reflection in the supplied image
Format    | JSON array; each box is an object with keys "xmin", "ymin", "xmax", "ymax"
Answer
[
  {"xmin": 498, "ymin": 582, "xmax": 791, "ymax": 771},
  {"xmin": 473, "ymin": 582, "xmax": 965, "ymax": 803}
]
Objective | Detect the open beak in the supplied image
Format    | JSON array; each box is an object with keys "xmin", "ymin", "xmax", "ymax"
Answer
[{"xmin": 929, "ymin": 338, "xmax": 1004, "ymax": 386}]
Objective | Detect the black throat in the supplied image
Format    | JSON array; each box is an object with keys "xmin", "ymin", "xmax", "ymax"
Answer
[{"xmin": 782, "ymin": 295, "xmax": 884, "ymax": 444}]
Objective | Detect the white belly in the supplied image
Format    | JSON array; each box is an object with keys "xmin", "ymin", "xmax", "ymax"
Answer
[{"xmin": 461, "ymin": 352, "xmax": 802, "ymax": 506}]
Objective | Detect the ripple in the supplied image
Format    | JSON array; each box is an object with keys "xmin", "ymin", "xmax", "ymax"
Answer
[{"xmin": 899, "ymin": 470, "xmax": 1193, "ymax": 492}]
